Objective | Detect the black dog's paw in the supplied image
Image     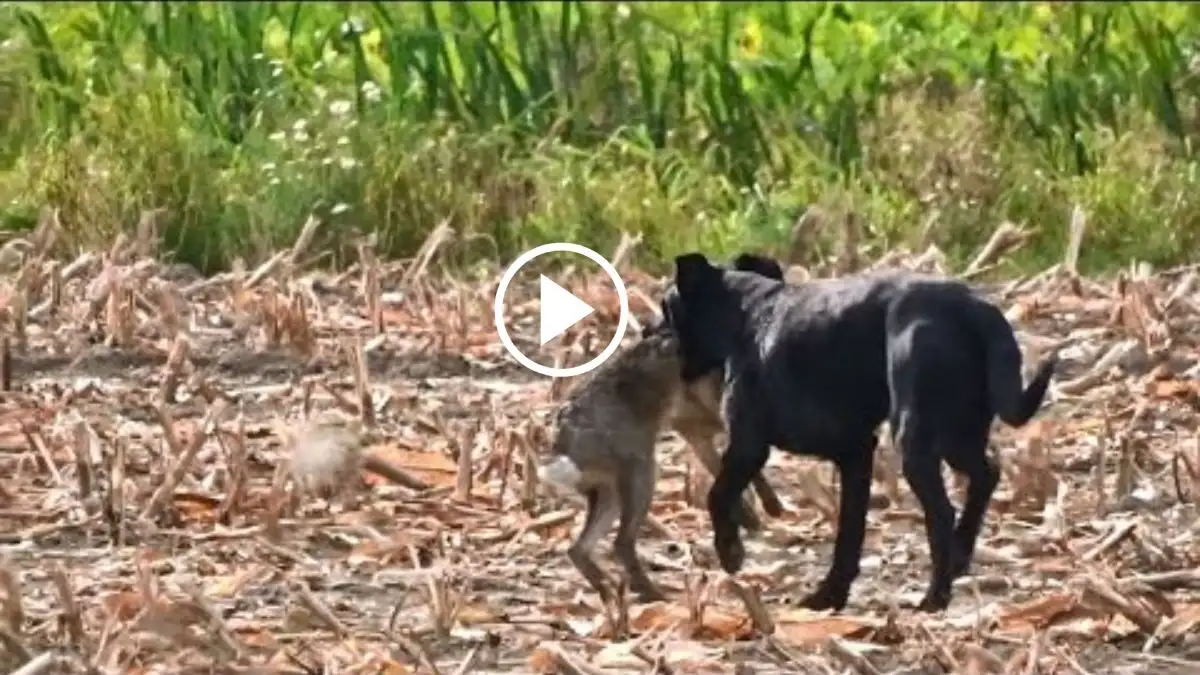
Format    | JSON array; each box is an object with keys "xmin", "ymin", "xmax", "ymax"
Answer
[
  {"xmin": 916, "ymin": 588, "xmax": 952, "ymax": 613},
  {"xmin": 799, "ymin": 581, "xmax": 851, "ymax": 612},
  {"xmin": 714, "ymin": 532, "xmax": 745, "ymax": 574}
]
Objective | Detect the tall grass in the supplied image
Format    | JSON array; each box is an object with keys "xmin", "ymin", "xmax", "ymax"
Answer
[{"xmin": 2, "ymin": 1, "xmax": 1200, "ymax": 274}]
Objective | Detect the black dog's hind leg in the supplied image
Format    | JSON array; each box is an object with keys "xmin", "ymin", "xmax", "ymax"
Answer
[
  {"xmin": 893, "ymin": 413, "xmax": 957, "ymax": 612},
  {"xmin": 800, "ymin": 442, "xmax": 874, "ymax": 611},
  {"xmin": 707, "ymin": 399, "xmax": 770, "ymax": 575},
  {"xmin": 944, "ymin": 436, "xmax": 1001, "ymax": 580}
]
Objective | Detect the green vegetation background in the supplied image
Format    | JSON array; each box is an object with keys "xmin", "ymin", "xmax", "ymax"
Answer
[{"xmin": 2, "ymin": 2, "xmax": 1200, "ymax": 276}]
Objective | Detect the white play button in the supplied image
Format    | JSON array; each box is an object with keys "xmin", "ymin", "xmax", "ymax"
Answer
[
  {"xmin": 538, "ymin": 274, "xmax": 595, "ymax": 346},
  {"xmin": 493, "ymin": 242, "xmax": 630, "ymax": 378}
]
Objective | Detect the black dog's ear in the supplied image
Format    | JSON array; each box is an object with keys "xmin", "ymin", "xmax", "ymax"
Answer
[
  {"xmin": 731, "ymin": 252, "xmax": 784, "ymax": 280},
  {"xmin": 674, "ymin": 253, "xmax": 717, "ymax": 296}
]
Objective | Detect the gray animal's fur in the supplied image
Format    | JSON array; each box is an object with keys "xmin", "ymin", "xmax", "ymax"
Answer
[{"xmin": 539, "ymin": 330, "xmax": 685, "ymax": 603}]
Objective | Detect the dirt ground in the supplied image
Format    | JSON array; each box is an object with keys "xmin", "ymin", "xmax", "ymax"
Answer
[{"xmin": 0, "ymin": 221, "xmax": 1198, "ymax": 674}]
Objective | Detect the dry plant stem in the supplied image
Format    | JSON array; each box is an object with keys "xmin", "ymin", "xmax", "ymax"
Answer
[
  {"xmin": 724, "ymin": 578, "xmax": 774, "ymax": 635},
  {"xmin": 294, "ymin": 584, "xmax": 347, "ymax": 637},
  {"xmin": 0, "ymin": 564, "xmax": 24, "ymax": 633},
  {"xmin": 6, "ymin": 652, "xmax": 56, "ymax": 675},
  {"xmin": 838, "ymin": 212, "xmax": 862, "ymax": 275},
  {"xmin": 609, "ymin": 230, "xmax": 642, "ymax": 275},
  {"xmin": 519, "ymin": 439, "xmax": 538, "ymax": 510},
  {"xmin": 1082, "ymin": 520, "xmax": 1136, "ymax": 561},
  {"xmin": 344, "ymin": 337, "xmax": 375, "ymax": 426},
  {"xmin": 455, "ymin": 435, "xmax": 473, "ymax": 502},
  {"xmin": 71, "ymin": 420, "xmax": 96, "ymax": 501},
  {"xmin": 362, "ymin": 454, "xmax": 430, "ymax": 491},
  {"xmin": 318, "ymin": 380, "xmax": 361, "ymax": 417},
  {"xmin": 787, "ymin": 206, "xmax": 823, "ymax": 266},
  {"xmin": 385, "ymin": 606, "xmax": 443, "ymax": 675},
  {"xmin": 963, "ymin": 222, "xmax": 1026, "ymax": 278},
  {"xmin": 50, "ymin": 564, "xmax": 85, "ymax": 648},
  {"xmin": 105, "ymin": 438, "xmax": 127, "ymax": 547},
  {"xmin": 1081, "ymin": 575, "xmax": 1162, "ymax": 634},
  {"xmin": 824, "ymin": 637, "xmax": 882, "ymax": 675},
  {"xmin": 155, "ymin": 404, "xmax": 185, "ymax": 456},
  {"xmin": 244, "ymin": 251, "xmax": 287, "ymax": 291},
  {"xmin": 215, "ymin": 423, "xmax": 249, "ymax": 523},
  {"xmin": 1094, "ymin": 413, "xmax": 1109, "ymax": 517},
  {"xmin": 0, "ymin": 337, "xmax": 10, "ymax": 391},
  {"xmin": 22, "ymin": 427, "xmax": 64, "ymax": 487},
  {"xmin": 1020, "ymin": 631, "xmax": 1046, "ymax": 675},
  {"xmin": 542, "ymin": 643, "xmax": 606, "ymax": 675},
  {"xmin": 359, "ymin": 235, "xmax": 383, "ymax": 334},
  {"xmin": 961, "ymin": 644, "xmax": 1005, "ymax": 675},
  {"xmin": 288, "ymin": 214, "xmax": 322, "ymax": 270},
  {"xmin": 141, "ymin": 401, "xmax": 226, "ymax": 521},
  {"xmin": 452, "ymin": 643, "xmax": 484, "ymax": 675},
  {"xmin": 0, "ymin": 627, "xmax": 31, "ymax": 664},
  {"xmin": 158, "ymin": 335, "xmax": 190, "ymax": 403},
  {"xmin": 134, "ymin": 208, "xmax": 165, "ymax": 258},
  {"xmin": 1119, "ymin": 569, "xmax": 1200, "ymax": 592},
  {"xmin": 187, "ymin": 587, "xmax": 244, "ymax": 660},
  {"xmin": 10, "ymin": 293, "xmax": 26, "ymax": 352},
  {"xmin": 1064, "ymin": 204, "xmax": 1088, "ymax": 277},
  {"xmin": 403, "ymin": 218, "xmax": 454, "ymax": 284}
]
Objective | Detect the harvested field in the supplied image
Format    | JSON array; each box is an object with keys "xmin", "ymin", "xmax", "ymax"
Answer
[{"xmin": 0, "ymin": 216, "xmax": 1198, "ymax": 675}]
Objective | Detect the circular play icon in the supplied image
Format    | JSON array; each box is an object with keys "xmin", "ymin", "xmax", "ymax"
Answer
[{"xmin": 493, "ymin": 242, "xmax": 630, "ymax": 378}]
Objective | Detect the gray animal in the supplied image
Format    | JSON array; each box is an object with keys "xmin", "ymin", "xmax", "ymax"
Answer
[{"xmin": 539, "ymin": 329, "xmax": 685, "ymax": 603}]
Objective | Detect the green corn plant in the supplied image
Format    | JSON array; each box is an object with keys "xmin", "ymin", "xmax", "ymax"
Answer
[
  {"xmin": 10, "ymin": 7, "xmax": 82, "ymax": 135},
  {"xmin": 132, "ymin": 2, "xmax": 284, "ymax": 144},
  {"xmin": 1126, "ymin": 7, "xmax": 1187, "ymax": 151}
]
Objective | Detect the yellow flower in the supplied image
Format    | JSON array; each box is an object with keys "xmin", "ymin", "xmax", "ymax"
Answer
[
  {"xmin": 1032, "ymin": 2, "xmax": 1053, "ymax": 25},
  {"xmin": 361, "ymin": 27, "xmax": 383, "ymax": 55},
  {"xmin": 738, "ymin": 16, "xmax": 763, "ymax": 59}
]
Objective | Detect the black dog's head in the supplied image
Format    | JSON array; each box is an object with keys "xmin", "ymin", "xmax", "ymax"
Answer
[
  {"xmin": 643, "ymin": 251, "xmax": 784, "ymax": 381},
  {"xmin": 642, "ymin": 252, "xmax": 783, "ymax": 337}
]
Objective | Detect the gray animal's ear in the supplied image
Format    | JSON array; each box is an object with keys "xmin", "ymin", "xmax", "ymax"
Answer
[
  {"xmin": 674, "ymin": 253, "xmax": 715, "ymax": 296},
  {"xmin": 732, "ymin": 252, "xmax": 784, "ymax": 280}
]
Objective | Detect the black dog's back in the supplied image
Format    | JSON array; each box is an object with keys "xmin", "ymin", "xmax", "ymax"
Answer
[{"xmin": 734, "ymin": 272, "xmax": 902, "ymax": 455}]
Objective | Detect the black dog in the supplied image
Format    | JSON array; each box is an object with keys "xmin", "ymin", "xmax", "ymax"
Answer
[{"xmin": 660, "ymin": 252, "xmax": 1056, "ymax": 612}]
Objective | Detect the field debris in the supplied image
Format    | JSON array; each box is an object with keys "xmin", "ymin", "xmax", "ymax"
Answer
[{"xmin": 0, "ymin": 215, "xmax": 1196, "ymax": 674}]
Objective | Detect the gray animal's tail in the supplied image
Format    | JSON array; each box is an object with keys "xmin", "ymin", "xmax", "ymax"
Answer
[
  {"xmin": 961, "ymin": 295, "xmax": 1057, "ymax": 427},
  {"xmin": 539, "ymin": 455, "xmax": 583, "ymax": 492}
]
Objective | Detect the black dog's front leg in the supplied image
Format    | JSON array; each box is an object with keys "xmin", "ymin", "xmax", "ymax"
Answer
[
  {"xmin": 800, "ymin": 443, "xmax": 874, "ymax": 611},
  {"xmin": 707, "ymin": 391, "xmax": 770, "ymax": 575}
]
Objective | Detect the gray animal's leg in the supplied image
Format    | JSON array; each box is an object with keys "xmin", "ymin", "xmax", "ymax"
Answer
[
  {"xmin": 678, "ymin": 427, "xmax": 764, "ymax": 532},
  {"xmin": 613, "ymin": 459, "xmax": 666, "ymax": 603},
  {"xmin": 799, "ymin": 440, "xmax": 874, "ymax": 612},
  {"xmin": 567, "ymin": 486, "xmax": 621, "ymax": 602}
]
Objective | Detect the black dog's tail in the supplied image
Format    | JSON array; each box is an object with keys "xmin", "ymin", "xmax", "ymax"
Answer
[{"xmin": 961, "ymin": 295, "xmax": 1057, "ymax": 427}]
